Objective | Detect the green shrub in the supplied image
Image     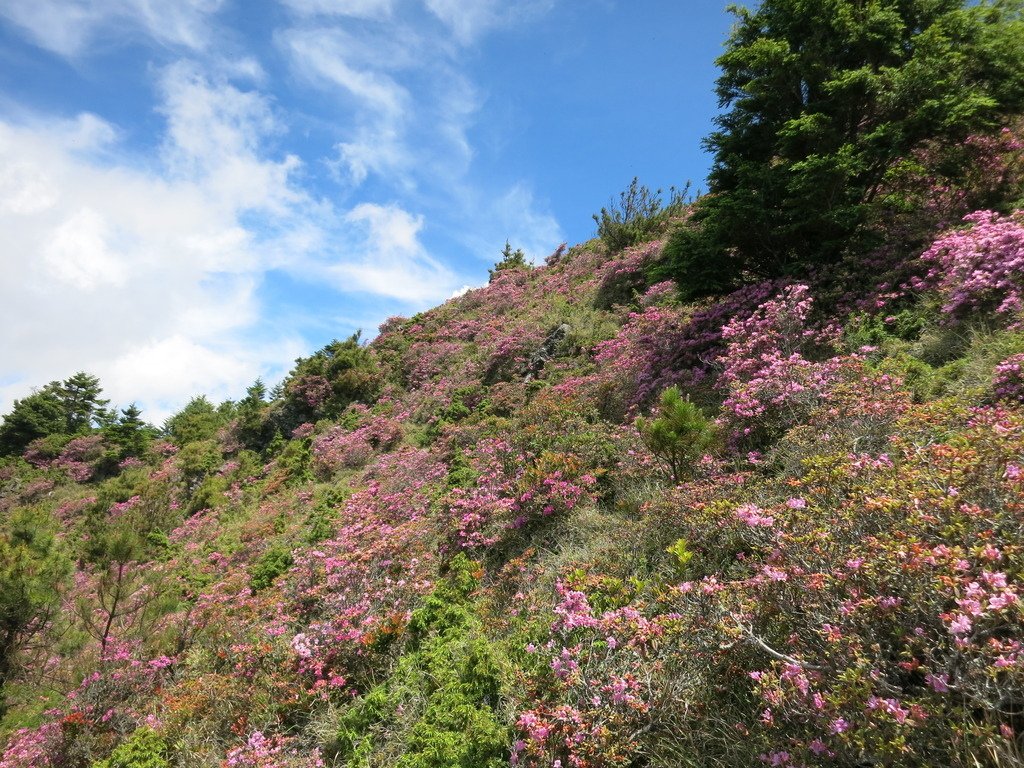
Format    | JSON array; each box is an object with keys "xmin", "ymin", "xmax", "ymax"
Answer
[
  {"xmin": 636, "ymin": 386, "xmax": 716, "ymax": 482},
  {"xmin": 327, "ymin": 555, "xmax": 509, "ymax": 768},
  {"xmin": 489, "ymin": 241, "xmax": 530, "ymax": 282},
  {"xmin": 249, "ymin": 544, "xmax": 295, "ymax": 591},
  {"xmin": 662, "ymin": 0, "xmax": 1024, "ymax": 297},
  {"xmin": 92, "ymin": 727, "xmax": 168, "ymax": 768},
  {"xmin": 593, "ymin": 178, "xmax": 687, "ymax": 253}
]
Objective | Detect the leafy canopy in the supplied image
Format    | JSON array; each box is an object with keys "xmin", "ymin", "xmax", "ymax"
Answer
[{"xmin": 663, "ymin": 0, "xmax": 1024, "ymax": 297}]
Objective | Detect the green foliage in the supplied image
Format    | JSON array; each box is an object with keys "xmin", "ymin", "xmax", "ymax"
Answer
[
  {"xmin": 249, "ymin": 544, "xmax": 295, "ymax": 591},
  {"xmin": 328, "ymin": 555, "xmax": 509, "ymax": 768},
  {"xmin": 105, "ymin": 405, "xmax": 155, "ymax": 460},
  {"xmin": 93, "ymin": 727, "xmax": 169, "ymax": 768},
  {"xmin": 0, "ymin": 384, "xmax": 66, "ymax": 457},
  {"xmin": 424, "ymin": 388, "xmax": 478, "ymax": 444},
  {"xmin": 488, "ymin": 241, "xmax": 530, "ymax": 282},
  {"xmin": 176, "ymin": 439, "xmax": 223, "ymax": 495},
  {"xmin": 0, "ymin": 507, "xmax": 69, "ymax": 717},
  {"xmin": 235, "ymin": 379, "xmax": 276, "ymax": 452},
  {"xmin": 664, "ymin": 0, "xmax": 1024, "ymax": 297},
  {"xmin": 278, "ymin": 438, "xmax": 313, "ymax": 483},
  {"xmin": 0, "ymin": 372, "xmax": 118, "ymax": 457},
  {"xmin": 283, "ymin": 333, "xmax": 383, "ymax": 424},
  {"xmin": 445, "ymin": 449, "xmax": 478, "ymax": 491},
  {"xmin": 61, "ymin": 373, "xmax": 111, "ymax": 434},
  {"xmin": 163, "ymin": 396, "xmax": 231, "ymax": 447},
  {"xmin": 665, "ymin": 537, "xmax": 694, "ymax": 577},
  {"xmin": 636, "ymin": 386, "xmax": 716, "ymax": 482},
  {"xmin": 593, "ymin": 177, "xmax": 687, "ymax": 253}
]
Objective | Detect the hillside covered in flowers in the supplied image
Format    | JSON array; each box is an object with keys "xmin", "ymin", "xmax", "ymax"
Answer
[{"xmin": 6, "ymin": 2, "xmax": 1024, "ymax": 766}]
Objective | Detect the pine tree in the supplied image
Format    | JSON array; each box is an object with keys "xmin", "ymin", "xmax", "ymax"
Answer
[
  {"xmin": 61, "ymin": 372, "xmax": 109, "ymax": 434},
  {"xmin": 107, "ymin": 404, "xmax": 152, "ymax": 458},
  {"xmin": 0, "ymin": 508, "xmax": 68, "ymax": 717},
  {"xmin": 488, "ymin": 241, "xmax": 529, "ymax": 282}
]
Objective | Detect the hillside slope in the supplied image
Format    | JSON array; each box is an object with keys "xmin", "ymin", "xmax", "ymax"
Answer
[{"xmin": 5, "ymin": 172, "xmax": 1024, "ymax": 766}]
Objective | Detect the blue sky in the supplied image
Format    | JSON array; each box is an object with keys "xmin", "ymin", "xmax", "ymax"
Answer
[{"xmin": 0, "ymin": 0, "xmax": 733, "ymax": 422}]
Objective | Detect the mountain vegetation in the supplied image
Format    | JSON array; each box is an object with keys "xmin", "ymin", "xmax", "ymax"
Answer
[{"xmin": 3, "ymin": 1, "xmax": 1024, "ymax": 766}]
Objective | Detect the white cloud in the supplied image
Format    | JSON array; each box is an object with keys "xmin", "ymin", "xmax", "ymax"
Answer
[
  {"xmin": 424, "ymin": 0, "xmax": 556, "ymax": 45},
  {"xmin": 278, "ymin": 17, "xmax": 481, "ymax": 190},
  {"xmin": 0, "ymin": 111, "xmax": 286, "ymax": 419},
  {"xmin": 280, "ymin": 24, "xmax": 422, "ymax": 188},
  {"xmin": 159, "ymin": 63, "xmax": 302, "ymax": 218},
  {"xmin": 0, "ymin": 67, "xmax": 308, "ymax": 419},
  {"xmin": 440, "ymin": 181, "xmax": 564, "ymax": 267},
  {"xmin": 41, "ymin": 208, "xmax": 127, "ymax": 290},
  {"xmin": 490, "ymin": 183, "xmax": 564, "ymax": 259},
  {"xmin": 105, "ymin": 334, "xmax": 304, "ymax": 424},
  {"xmin": 281, "ymin": 29, "xmax": 410, "ymax": 121},
  {"xmin": 0, "ymin": 159, "xmax": 59, "ymax": 215},
  {"xmin": 335, "ymin": 125, "xmax": 413, "ymax": 187},
  {"xmin": 0, "ymin": 0, "xmax": 225, "ymax": 57},
  {"xmin": 0, "ymin": 62, "xmax": 466, "ymax": 420},
  {"xmin": 0, "ymin": 0, "xmax": 567, "ymax": 420},
  {"xmin": 281, "ymin": 0, "xmax": 396, "ymax": 19},
  {"xmin": 275, "ymin": 0, "xmax": 565, "ymax": 292},
  {"xmin": 325, "ymin": 203, "xmax": 458, "ymax": 302}
]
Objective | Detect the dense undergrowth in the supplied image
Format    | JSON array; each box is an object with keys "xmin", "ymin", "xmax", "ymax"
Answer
[
  {"xmin": 5, "ymin": 1, "xmax": 1024, "ymax": 765},
  {"xmin": 5, "ymin": 187, "xmax": 1024, "ymax": 765}
]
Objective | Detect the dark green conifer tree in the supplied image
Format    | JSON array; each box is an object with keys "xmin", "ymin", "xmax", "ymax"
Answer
[
  {"xmin": 61, "ymin": 372, "xmax": 109, "ymax": 433},
  {"xmin": 0, "ymin": 383, "xmax": 65, "ymax": 457},
  {"xmin": 664, "ymin": 0, "xmax": 1024, "ymax": 297}
]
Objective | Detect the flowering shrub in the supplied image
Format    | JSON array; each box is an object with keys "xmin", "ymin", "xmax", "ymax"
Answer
[
  {"xmin": 24, "ymin": 434, "xmax": 107, "ymax": 482},
  {"xmin": 580, "ymin": 299, "xmax": 693, "ymax": 416},
  {"xmin": 642, "ymin": 401, "xmax": 1024, "ymax": 765},
  {"xmin": 329, "ymin": 555, "xmax": 508, "ymax": 768},
  {"xmin": 0, "ymin": 723, "xmax": 64, "ymax": 768},
  {"xmin": 439, "ymin": 440, "xmax": 598, "ymax": 554},
  {"xmin": 285, "ymin": 448, "xmax": 445, "ymax": 695},
  {"xmin": 310, "ymin": 408, "xmax": 403, "ymax": 476},
  {"xmin": 9, "ymin": 176, "xmax": 1024, "ymax": 768},
  {"xmin": 883, "ymin": 126, "xmax": 1024, "ymax": 234},
  {"xmin": 512, "ymin": 581, "xmax": 674, "ymax": 768},
  {"xmin": 717, "ymin": 285, "xmax": 842, "ymax": 445},
  {"xmin": 916, "ymin": 210, "xmax": 1024, "ymax": 323},
  {"xmin": 225, "ymin": 731, "xmax": 323, "ymax": 768},
  {"xmin": 994, "ymin": 353, "xmax": 1024, "ymax": 402},
  {"xmin": 0, "ymin": 646, "xmax": 173, "ymax": 768},
  {"xmin": 592, "ymin": 240, "xmax": 664, "ymax": 308}
]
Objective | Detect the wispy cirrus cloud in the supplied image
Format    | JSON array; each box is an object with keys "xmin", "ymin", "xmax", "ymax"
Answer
[
  {"xmin": 0, "ymin": 0, "xmax": 226, "ymax": 57},
  {"xmin": 279, "ymin": 0, "xmax": 396, "ymax": 20},
  {"xmin": 424, "ymin": 0, "xmax": 556, "ymax": 46},
  {"xmin": 277, "ymin": 0, "xmax": 562, "ymax": 257},
  {"xmin": 325, "ymin": 203, "xmax": 456, "ymax": 302}
]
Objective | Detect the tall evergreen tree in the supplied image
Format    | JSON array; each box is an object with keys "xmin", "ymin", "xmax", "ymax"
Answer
[
  {"xmin": 0, "ymin": 383, "xmax": 65, "ymax": 457},
  {"xmin": 488, "ymin": 241, "xmax": 529, "ymax": 282},
  {"xmin": 236, "ymin": 379, "xmax": 274, "ymax": 452},
  {"xmin": 107, "ymin": 404, "xmax": 152, "ymax": 458},
  {"xmin": 664, "ymin": 0, "xmax": 1024, "ymax": 297},
  {"xmin": 61, "ymin": 372, "xmax": 109, "ymax": 434}
]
